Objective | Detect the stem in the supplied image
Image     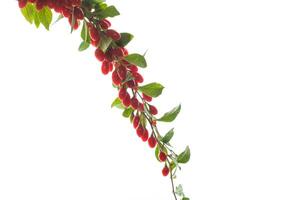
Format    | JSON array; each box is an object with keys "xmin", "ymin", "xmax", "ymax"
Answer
[
  {"xmin": 168, "ymin": 160, "xmax": 178, "ymax": 200},
  {"xmin": 137, "ymin": 91, "xmax": 178, "ymax": 200}
]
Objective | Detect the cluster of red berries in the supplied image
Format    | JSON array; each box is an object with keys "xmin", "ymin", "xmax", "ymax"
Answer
[
  {"xmin": 92, "ymin": 17, "xmax": 169, "ymax": 176},
  {"xmin": 18, "ymin": 0, "xmax": 83, "ymax": 29},
  {"xmin": 18, "ymin": 0, "xmax": 170, "ymax": 177}
]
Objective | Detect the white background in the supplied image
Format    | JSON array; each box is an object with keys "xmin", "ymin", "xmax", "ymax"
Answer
[{"xmin": 1, "ymin": 0, "xmax": 300, "ymax": 199}]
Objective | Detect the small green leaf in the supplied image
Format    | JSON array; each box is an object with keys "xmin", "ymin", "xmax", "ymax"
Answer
[
  {"xmin": 97, "ymin": 5, "xmax": 120, "ymax": 18},
  {"xmin": 138, "ymin": 82, "xmax": 164, "ymax": 98},
  {"xmin": 176, "ymin": 185, "xmax": 184, "ymax": 197},
  {"xmin": 111, "ymin": 97, "xmax": 125, "ymax": 109},
  {"xmin": 170, "ymin": 161, "xmax": 176, "ymax": 171},
  {"xmin": 99, "ymin": 33, "xmax": 113, "ymax": 52},
  {"xmin": 33, "ymin": 12, "xmax": 41, "ymax": 28},
  {"xmin": 155, "ymin": 145, "xmax": 160, "ymax": 161},
  {"xmin": 124, "ymin": 53, "xmax": 147, "ymax": 68},
  {"xmin": 158, "ymin": 104, "xmax": 181, "ymax": 122},
  {"xmin": 130, "ymin": 112, "xmax": 135, "ymax": 123},
  {"xmin": 94, "ymin": 2, "xmax": 107, "ymax": 11},
  {"xmin": 123, "ymin": 108, "xmax": 133, "ymax": 118},
  {"xmin": 79, "ymin": 41, "xmax": 90, "ymax": 51},
  {"xmin": 81, "ymin": 21, "xmax": 90, "ymax": 43},
  {"xmin": 37, "ymin": 7, "xmax": 52, "ymax": 30},
  {"xmin": 139, "ymin": 113, "xmax": 147, "ymax": 127},
  {"xmin": 116, "ymin": 33, "xmax": 134, "ymax": 47},
  {"xmin": 20, "ymin": 3, "xmax": 36, "ymax": 24},
  {"xmin": 182, "ymin": 197, "xmax": 190, "ymax": 200},
  {"xmin": 177, "ymin": 146, "xmax": 191, "ymax": 164},
  {"xmin": 161, "ymin": 128, "xmax": 174, "ymax": 143}
]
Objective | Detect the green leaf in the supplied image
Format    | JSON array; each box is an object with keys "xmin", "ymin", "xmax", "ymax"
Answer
[
  {"xmin": 138, "ymin": 82, "xmax": 164, "ymax": 98},
  {"xmin": 161, "ymin": 128, "xmax": 174, "ymax": 143},
  {"xmin": 79, "ymin": 41, "xmax": 90, "ymax": 51},
  {"xmin": 116, "ymin": 33, "xmax": 134, "ymax": 47},
  {"xmin": 20, "ymin": 4, "xmax": 52, "ymax": 30},
  {"xmin": 20, "ymin": 3, "xmax": 36, "ymax": 24},
  {"xmin": 155, "ymin": 145, "xmax": 160, "ymax": 162},
  {"xmin": 98, "ymin": 5, "xmax": 120, "ymax": 18},
  {"xmin": 111, "ymin": 97, "xmax": 125, "ymax": 109},
  {"xmin": 99, "ymin": 33, "xmax": 113, "ymax": 52},
  {"xmin": 176, "ymin": 185, "xmax": 184, "ymax": 197},
  {"xmin": 177, "ymin": 146, "xmax": 191, "ymax": 164},
  {"xmin": 81, "ymin": 21, "xmax": 90, "ymax": 43},
  {"xmin": 158, "ymin": 104, "xmax": 181, "ymax": 122},
  {"xmin": 33, "ymin": 12, "xmax": 41, "ymax": 28},
  {"xmin": 37, "ymin": 7, "xmax": 52, "ymax": 30},
  {"xmin": 182, "ymin": 198, "xmax": 190, "ymax": 200},
  {"xmin": 122, "ymin": 108, "xmax": 133, "ymax": 118},
  {"xmin": 94, "ymin": 2, "xmax": 107, "ymax": 11},
  {"xmin": 130, "ymin": 112, "xmax": 135, "ymax": 123},
  {"xmin": 124, "ymin": 53, "xmax": 147, "ymax": 68},
  {"xmin": 139, "ymin": 113, "xmax": 147, "ymax": 127},
  {"xmin": 170, "ymin": 161, "xmax": 177, "ymax": 171}
]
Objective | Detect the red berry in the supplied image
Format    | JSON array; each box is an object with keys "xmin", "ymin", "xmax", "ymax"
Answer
[
  {"xmin": 130, "ymin": 97, "xmax": 139, "ymax": 110},
  {"xmin": 133, "ymin": 72, "xmax": 144, "ymax": 83},
  {"xmin": 142, "ymin": 93, "xmax": 152, "ymax": 102},
  {"xmin": 35, "ymin": 0, "xmax": 44, "ymax": 10},
  {"xmin": 71, "ymin": 0, "xmax": 81, "ymax": 7},
  {"xmin": 122, "ymin": 93, "xmax": 131, "ymax": 107},
  {"xmin": 112, "ymin": 47, "xmax": 125, "ymax": 58},
  {"xmin": 162, "ymin": 166, "xmax": 170, "ymax": 176},
  {"xmin": 133, "ymin": 115, "xmax": 140, "ymax": 129},
  {"xmin": 91, "ymin": 39, "xmax": 99, "ymax": 47},
  {"xmin": 112, "ymin": 70, "xmax": 122, "ymax": 85},
  {"xmin": 61, "ymin": 7, "xmax": 71, "ymax": 18},
  {"xmin": 138, "ymin": 103, "xmax": 144, "ymax": 112},
  {"xmin": 149, "ymin": 105, "xmax": 158, "ymax": 115},
  {"xmin": 122, "ymin": 60, "xmax": 130, "ymax": 65},
  {"xmin": 159, "ymin": 151, "xmax": 167, "ymax": 162},
  {"xmin": 118, "ymin": 87, "xmax": 127, "ymax": 100},
  {"xmin": 141, "ymin": 129, "xmax": 149, "ymax": 142},
  {"xmin": 108, "ymin": 62, "xmax": 113, "ymax": 71},
  {"xmin": 18, "ymin": 0, "xmax": 27, "ymax": 8},
  {"xmin": 95, "ymin": 48, "xmax": 105, "ymax": 62},
  {"xmin": 127, "ymin": 65, "xmax": 138, "ymax": 72},
  {"xmin": 104, "ymin": 48, "xmax": 114, "ymax": 62},
  {"xmin": 148, "ymin": 135, "xmax": 157, "ymax": 148},
  {"xmin": 136, "ymin": 125, "xmax": 144, "ymax": 137},
  {"xmin": 99, "ymin": 19, "xmax": 111, "ymax": 30},
  {"xmin": 74, "ymin": 7, "xmax": 84, "ymax": 20},
  {"xmin": 117, "ymin": 65, "xmax": 127, "ymax": 81},
  {"xmin": 126, "ymin": 80, "xmax": 136, "ymax": 88},
  {"xmin": 89, "ymin": 24, "xmax": 100, "ymax": 42},
  {"xmin": 101, "ymin": 61, "xmax": 110, "ymax": 75},
  {"xmin": 106, "ymin": 29, "xmax": 121, "ymax": 41},
  {"xmin": 122, "ymin": 48, "xmax": 129, "ymax": 56}
]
